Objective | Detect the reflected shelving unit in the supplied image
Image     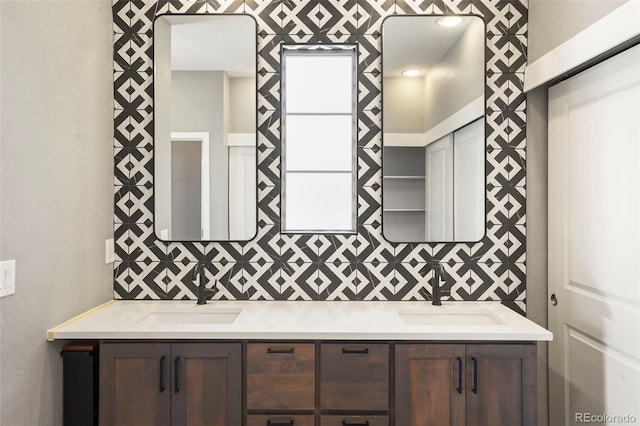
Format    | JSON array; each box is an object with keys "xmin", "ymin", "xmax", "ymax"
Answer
[{"xmin": 383, "ymin": 146, "xmax": 426, "ymax": 242}]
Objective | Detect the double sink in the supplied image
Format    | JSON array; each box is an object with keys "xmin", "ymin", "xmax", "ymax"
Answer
[
  {"xmin": 134, "ymin": 304, "xmax": 504, "ymax": 326},
  {"xmin": 48, "ymin": 299, "xmax": 553, "ymax": 341}
]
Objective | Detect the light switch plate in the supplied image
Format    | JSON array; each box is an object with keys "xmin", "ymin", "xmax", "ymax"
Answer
[
  {"xmin": 105, "ymin": 239, "xmax": 115, "ymax": 264},
  {"xmin": 0, "ymin": 260, "xmax": 16, "ymax": 297}
]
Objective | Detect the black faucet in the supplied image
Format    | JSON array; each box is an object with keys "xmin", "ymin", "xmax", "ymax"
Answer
[
  {"xmin": 431, "ymin": 263, "xmax": 450, "ymax": 306},
  {"xmin": 192, "ymin": 262, "xmax": 217, "ymax": 305}
]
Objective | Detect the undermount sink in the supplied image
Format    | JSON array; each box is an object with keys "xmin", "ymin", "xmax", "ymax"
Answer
[
  {"xmin": 136, "ymin": 309, "xmax": 242, "ymax": 325},
  {"xmin": 397, "ymin": 310, "xmax": 504, "ymax": 325}
]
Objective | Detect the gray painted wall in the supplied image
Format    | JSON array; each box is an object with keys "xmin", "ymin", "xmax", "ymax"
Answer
[
  {"xmin": 0, "ymin": 1, "xmax": 113, "ymax": 425},
  {"xmin": 528, "ymin": 0, "xmax": 629, "ymax": 62},
  {"xmin": 526, "ymin": 87, "xmax": 550, "ymax": 426},
  {"xmin": 171, "ymin": 70, "xmax": 230, "ymax": 239}
]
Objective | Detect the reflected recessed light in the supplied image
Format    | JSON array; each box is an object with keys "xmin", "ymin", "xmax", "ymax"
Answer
[
  {"xmin": 402, "ymin": 69, "xmax": 421, "ymax": 77},
  {"xmin": 436, "ymin": 16, "xmax": 464, "ymax": 27}
]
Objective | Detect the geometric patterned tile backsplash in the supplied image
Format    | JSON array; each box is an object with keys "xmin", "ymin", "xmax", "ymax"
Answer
[{"xmin": 112, "ymin": 0, "xmax": 528, "ymax": 314}]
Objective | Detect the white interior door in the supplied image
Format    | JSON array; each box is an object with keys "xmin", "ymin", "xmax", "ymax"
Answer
[
  {"xmin": 548, "ymin": 44, "xmax": 640, "ymax": 426},
  {"xmin": 425, "ymin": 134, "xmax": 453, "ymax": 241}
]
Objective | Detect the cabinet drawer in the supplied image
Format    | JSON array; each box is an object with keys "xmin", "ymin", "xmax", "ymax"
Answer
[
  {"xmin": 247, "ymin": 414, "xmax": 315, "ymax": 426},
  {"xmin": 247, "ymin": 343, "xmax": 315, "ymax": 410},
  {"xmin": 321, "ymin": 415, "xmax": 389, "ymax": 426},
  {"xmin": 320, "ymin": 344, "xmax": 389, "ymax": 411}
]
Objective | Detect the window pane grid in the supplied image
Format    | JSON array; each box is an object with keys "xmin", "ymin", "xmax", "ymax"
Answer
[{"xmin": 282, "ymin": 45, "xmax": 357, "ymax": 234}]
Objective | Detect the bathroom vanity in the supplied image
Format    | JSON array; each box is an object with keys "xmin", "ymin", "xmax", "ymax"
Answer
[{"xmin": 49, "ymin": 301, "xmax": 551, "ymax": 426}]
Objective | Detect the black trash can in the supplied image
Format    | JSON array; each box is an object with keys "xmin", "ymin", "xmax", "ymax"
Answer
[{"xmin": 61, "ymin": 342, "xmax": 98, "ymax": 426}]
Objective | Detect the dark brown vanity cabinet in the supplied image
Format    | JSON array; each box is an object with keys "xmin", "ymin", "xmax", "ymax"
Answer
[
  {"xmin": 97, "ymin": 340, "xmax": 536, "ymax": 426},
  {"xmin": 99, "ymin": 342, "xmax": 241, "ymax": 426},
  {"xmin": 246, "ymin": 343, "xmax": 390, "ymax": 426},
  {"xmin": 395, "ymin": 344, "xmax": 536, "ymax": 426}
]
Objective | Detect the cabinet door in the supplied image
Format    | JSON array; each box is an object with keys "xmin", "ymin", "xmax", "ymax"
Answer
[
  {"xmin": 320, "ymin": 343, "xmax": 389, "ymax": 411},
  {"xmin": 247, "ymin": 343, "xmax": 315, "ymax": 410},
  {"xmin": 99, "ymin": 343, "xmax": 171, "ymax": 426},
  {"xmin": 170, "ymin": 343, "xmax": 242, "ymax": 426},
  {"xmin": 395, "ymin": 344, "xmax": 465, "ymax": 426},
  {"xmin": 466, "ymin": 344, "xmax": 536, "ymax": 426}
]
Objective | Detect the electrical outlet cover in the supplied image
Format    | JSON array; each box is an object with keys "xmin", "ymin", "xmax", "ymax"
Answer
[
  {"xmin": 0, "ymin": 260, "xmax": 16, "ymax": 297},
  {"xmin": 105, "ymin": 239, "xmax": 115, "ymax": 264}
]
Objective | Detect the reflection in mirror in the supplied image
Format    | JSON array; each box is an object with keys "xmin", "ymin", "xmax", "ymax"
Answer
[
  {"xmin": 154, "ymin": 15, "xmax": 257, "ymax": 241},
  {"xmin": 383, "ymin": 16, "xmax": 485, "ymax": 243}
]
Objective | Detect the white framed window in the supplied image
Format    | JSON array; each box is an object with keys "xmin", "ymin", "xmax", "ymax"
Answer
[{"xmin": 281, "ymin": 45, "xmax": 358, "ymax": 233}]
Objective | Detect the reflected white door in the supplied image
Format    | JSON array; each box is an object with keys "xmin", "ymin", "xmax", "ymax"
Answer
[
  {"xmin": 426, "ymin": 134, "xmax": 453, "ymax": 241},
  {"xmin": 453, "ymin": 118, "xmax": 484, "ymax": 241},
  {"xmin": 228, "ymin": 146, "xmax": 256, "ymax": 240},
  {"xmin": 548, "ymin": 44, "xmax": 640, "ymax": 426}
]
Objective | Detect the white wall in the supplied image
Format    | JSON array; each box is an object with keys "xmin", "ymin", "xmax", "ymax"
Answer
[
  {"xmin": 422, "ymin": 18, "xmax": 484, "ymax": 133},
  {"xmin": 528, "ymin": 0, "xmax": 629, "ymax": 61},
  {"xmin": 383, "ymin": 18, "xmax": 484, "ymax": 137},
  {"xmin": 229, "ymin": 76, "xmax": 256, "ymax": 134},
  {"xmin": 0, "ymin": 1, "xmax": 113, "ymax": 425},
  {"xmin": 382, "ymin": 77, "xmax": 426, "ymax": 133}
]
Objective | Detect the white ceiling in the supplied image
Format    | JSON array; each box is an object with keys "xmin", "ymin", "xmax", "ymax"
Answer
[
  {"xmin": 383, "ymin": 17, "xmax": 477, "ymax": 77},
  {"xmin": 164, "ymin": 15, "xmax": 256, "ymax": 77}
]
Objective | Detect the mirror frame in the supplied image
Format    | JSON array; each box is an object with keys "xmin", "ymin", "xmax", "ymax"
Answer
[
  {"xmin": 152, "ymin": 13, "xmax": 259, "ymax": 243},
  {"xmin": 380, "ymin": 14, "xmax": 487, "ymax": 244}
]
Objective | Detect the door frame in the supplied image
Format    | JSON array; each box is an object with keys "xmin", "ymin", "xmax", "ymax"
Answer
[{"xmin": 170, "ymin": 132, "xmax": 210, "ymax": 240}]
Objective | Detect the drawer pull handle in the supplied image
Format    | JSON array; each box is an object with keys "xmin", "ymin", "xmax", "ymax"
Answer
[
  {"xmin": 456, "ymin": 356, "xmax": 463, "ymax": 394},
  {"xmin": 341, "ymin": 347, "xmax": 369, "ymax": 354},
  {"xmin": 159, "ymin": 356, "xmax": 165, "ymax": 393},
  {"xmin": 342, "ymin": 421, "xmax": 369, "ymax": 426},
  {"xmin": 174, "ymin": 356, "xmax": 180, "ymax": 394},
  {"xmin": 471, "ymin": 356, "xmax": 478, "ymax": 394},
  {"xmin": 267, "ymin": 347, "xmax": 295, "ymax": 354},
  {"xmin": 267, "ymin": 421, "xmax": 294, "ymax": 426}
]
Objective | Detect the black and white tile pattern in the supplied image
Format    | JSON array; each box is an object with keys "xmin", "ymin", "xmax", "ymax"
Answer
[{"xmin": 113, "ymin": 0, "xmax": 528, "ymax": 314}]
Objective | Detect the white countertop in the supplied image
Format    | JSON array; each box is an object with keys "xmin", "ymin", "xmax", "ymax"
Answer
[{"xmin": 47, "ymin": 300, "xmax": 552, "ymax": 342}]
